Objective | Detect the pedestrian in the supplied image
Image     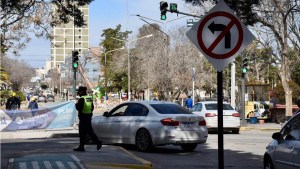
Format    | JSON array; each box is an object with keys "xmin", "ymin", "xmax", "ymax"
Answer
[
  {"xmin": 26, "ymin": 94, "xmax": 31, "ymax": 104},
  {"xmin": 185, "ymin": 96, "xmax": 193, "ymax": 111},
  {"xmin": 28, "ymin": 97, "xmax": 38, "ymax": 116},
  {"xmin": 6, "ymin": 92, "xmax": 21, "ymax": 120},
  {"xmin": 74, "ymin": 86, "xmax": 102, "ymax": 152}
]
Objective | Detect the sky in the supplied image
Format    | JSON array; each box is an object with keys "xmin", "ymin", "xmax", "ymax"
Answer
[{"xmin": 14, "ymin": 0, "xmax": 193, "ymax": 68}]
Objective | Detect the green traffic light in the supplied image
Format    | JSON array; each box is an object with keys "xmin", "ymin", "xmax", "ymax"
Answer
[
  {"xmin": 73, "ymin": 62, "xmax": 78, "ymax": 68},
  {"xmin": 170, "ymin": 3, "xmax": 177, "ymax": 12},
  {"xmin": 242, "ymin": 67, "xmax": 247, "ymax": 73},
  {"xmin": 161, "ymin": 15, "xmax": 166, "ymax": 20}
]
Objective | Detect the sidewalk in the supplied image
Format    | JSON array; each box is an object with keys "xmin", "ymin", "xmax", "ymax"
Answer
[{"xmin": 240, "ymin": 122, "xmax": 283, "ymax": 131}]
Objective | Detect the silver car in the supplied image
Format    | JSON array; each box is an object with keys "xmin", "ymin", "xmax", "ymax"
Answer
[
  {"xmin": 264, "ymin": 112, "xmax": 300, "ymax": 169},
  {"xmin": 92, "ymin": 101, "xmax": 208, "ymax": 152}
]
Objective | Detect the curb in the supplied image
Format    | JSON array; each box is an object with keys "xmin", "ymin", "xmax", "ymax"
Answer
[
  {"xmin": 85, "ymin": 146, "xmax": 152, "ymax": 169},
  {"xmin": 240, "ymin": 126, "xmax": 281, "ymax": 131}
]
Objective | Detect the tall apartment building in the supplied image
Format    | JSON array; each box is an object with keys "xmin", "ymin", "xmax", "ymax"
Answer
[{"xmin": 50, "ymin": 4, "xmax": 89, "ymax": 70}]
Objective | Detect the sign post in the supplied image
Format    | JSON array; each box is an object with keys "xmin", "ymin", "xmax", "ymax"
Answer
[{"xmin": 186, "ymin": 1, "xmax": 255, "ymax": 168}]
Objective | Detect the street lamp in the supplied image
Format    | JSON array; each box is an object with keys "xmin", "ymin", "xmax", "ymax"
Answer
[
  {"xmin": 111, "ymin": 34, "xmax": 153, "ymax": 101},
  {"xmin": 103, "ymin": 47, "xmax": 124, "ymax": 95}
]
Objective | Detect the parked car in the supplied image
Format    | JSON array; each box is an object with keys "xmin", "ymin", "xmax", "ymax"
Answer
[
  {"xmin": 47, "ymin": 95, "xmax": 55, "ymax": 102},
  {"xmin": 38, "ymin": 95, "xmax": 47, "ymax": 103},
  {"xmin": 191, "ymin": 101, "xmax": 241, "ymax": 134},
  {"xmin": 263, "ymin": 112, "xmax": 300, "ymax": 169},
  {"xmin": 92, "ymin": 101, "xmax": 208, "ymax": 152}
]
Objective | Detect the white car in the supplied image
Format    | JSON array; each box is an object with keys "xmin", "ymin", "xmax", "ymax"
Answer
[
  {"xmin": 191, "ymin": 101, "xmax": 241, "ymax": 134},
  {"xmin": 92, "ymin": 101, "xmax": 208, "ymax": 152},
  {"xmin": 264, "ymin": 112, "xmax": 300, "ymax": 169}
]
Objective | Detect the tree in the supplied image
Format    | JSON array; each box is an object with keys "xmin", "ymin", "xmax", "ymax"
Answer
[
  {"xmin": 1, "ymin": 0, "xmax": 93, "ymax": 54},
  {"xmin": 1, "ymin": 56, "xmax": 35, "ymax": 91},
  {"xmin": 253, "ymin": 1, "xmax": 300, "ymax": 119},
  {"xmin": 100, "ymin": 24, "xmax": 131, "ymax": 92},
  {"xmin": 184, "ymin": 0, "xmax": 300, "ymax": 119},
  {"xmin": 183, "ymin": 0, "xmax": 260, "ymax": 25}
]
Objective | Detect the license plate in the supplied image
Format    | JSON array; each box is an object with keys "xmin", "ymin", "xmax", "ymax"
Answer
[{"xmin": 182, "ymin": 122, "xmax": 196, "ymax": 128}]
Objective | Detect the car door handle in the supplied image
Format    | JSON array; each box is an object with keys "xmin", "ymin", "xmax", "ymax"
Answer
[{"xmin": 135, "ymin": 119, "xmax": 142, "ymax": 122}]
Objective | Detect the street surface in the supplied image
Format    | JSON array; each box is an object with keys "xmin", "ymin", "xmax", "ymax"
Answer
[
  {"xmin": 127, "ymin": 130, "xmax": 274, "ymax": 169},
  {"xmin": 1, "ymin": 129, "xmax": 277, "ymax": 169}
]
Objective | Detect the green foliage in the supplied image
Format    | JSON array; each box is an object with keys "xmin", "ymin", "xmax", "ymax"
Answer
[
  {"xmin": 0, "ymin": 90, "xmax": 25, "ymax": 102},
  {"xmin": 100, "ymin": 24, "xmax": 132, "ymax": 92},
  {"xmin": 272, "ymin": 81, "xmax": 300, "ymax": 104},
  {"xmin": 111, "ymin": 72, "xmax": 128, "ymax": 92},
  {"xmin": 40, "ymin": 83, "xmax": 48, "ymax": 90},
  {"xmin": 183, "ymin": 0, "xmax": 260, "ymax": 25},
  {"xmin": 0, "ymin": 90, "xmax": 11, "ymax": 100},
  {"xmin": 15, "ymin": 91, "xmax": 26, "ymax": 101}
]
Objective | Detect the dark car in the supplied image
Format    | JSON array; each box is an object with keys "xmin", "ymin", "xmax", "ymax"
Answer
[
  {"xmin": 47, "ymin": 95, "xmax": 55, "ymax": 102},
  {"xmin": 264, "ymin": 112, "xmax": 300, "ymax": 169}
]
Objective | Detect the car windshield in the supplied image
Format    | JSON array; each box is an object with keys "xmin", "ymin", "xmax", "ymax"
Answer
[
  {"xmin": 205, "ymin": 103, "xmax": 234, "ymax": 110},
  {"xmin": 150, "ymin": 104, "xmax": 192, "ymax": 114}
]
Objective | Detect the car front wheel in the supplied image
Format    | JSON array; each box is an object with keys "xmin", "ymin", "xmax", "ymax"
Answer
[
  {"xmin": 135, "ymin": 129, "xmax": 153, "ymax": 152},
  {"xmin": 264, "ymin": 156, "xmax": 274, "ymax": 169},
  {"xmin": 180, "ymin": 143, "xmax": 198, "ymax": 152}
]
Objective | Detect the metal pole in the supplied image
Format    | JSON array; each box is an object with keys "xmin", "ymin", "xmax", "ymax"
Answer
[
  {"xmin": 241, "ymin": 77, "xmax": 246, "ymax": 126},
  {"xmin": 217, "ymin": 71, "xmax": 224, "ymax": 169},
  {"xmin": 231, "ymin": 62, "xmax": 236, "ymax": 109},
  {"xmin": 60, "ymin": 76, "xmax": 62, "ymax": 98},
  {"xmin": 128, "ymin": 42, "xmax": 131, "ymax": 101},
  {"xmin": 105, "ymin": 53, "xmax": 107, "ymax": 96},
  {"xmin": 147, "ymin": 60, "xmax": 150, "ymax": 100},
  {"xmin": 192, "ymin": 67, "xmax": 195, "ymax": 105},
  {"xmin": 73, "ymin": 0, "xmax": 76, "ymax": 99},
  {"xmin": 192, "ymin": 80, "xmax": 195, "ymax": 105}
]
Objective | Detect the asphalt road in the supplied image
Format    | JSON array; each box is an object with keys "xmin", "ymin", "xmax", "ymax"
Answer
[
  {"xmin": 1, "ymin": 129, "xmax": 277, "ymax": 169},
  {"xmin": 126, "ymin": 130, "xmax": 275, "ymax": 169}
]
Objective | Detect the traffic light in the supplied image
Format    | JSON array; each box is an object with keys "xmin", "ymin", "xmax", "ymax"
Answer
[
  {"xmin": 72, "ymin": 50, "xmax": 79, "ymax": 69},
  {"xmin": 242, "ymin": 57, "xmax": 248, "ymax": 78},
  {"xmin": 160, "ymin": 1, "xmax": 168, "ymax": 20},
  {"xmin": 170, "ymin": 3, "xmax": 178, "ymax": 13}
]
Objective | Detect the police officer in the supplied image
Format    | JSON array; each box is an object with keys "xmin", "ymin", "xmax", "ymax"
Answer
[
  {"xmin": 6, "ymin": 92, "xmax": 21, "ymax": 121},
  {"xmin": 74, "ymin": 86, "xmax": 102, "ymax": 152}
]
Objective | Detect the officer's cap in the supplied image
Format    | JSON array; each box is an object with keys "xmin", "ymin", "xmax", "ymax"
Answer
[{"xmin": 77, "ymin": 86, "xmax": 87, "ymax": 92}]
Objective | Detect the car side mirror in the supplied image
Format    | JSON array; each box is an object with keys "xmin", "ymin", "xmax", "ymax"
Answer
[
  {"xmin": 103, "ymin": 111, "xmax": 109, "ymax": 117},
  {"xmin": 272, "ymin": 132, "xmax": 281, "ymax": 140}
]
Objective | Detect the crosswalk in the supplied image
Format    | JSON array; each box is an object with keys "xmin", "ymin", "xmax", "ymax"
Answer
[{"xmin": 9, "ymin": 155, "xmax": 86, "ymax": 169}]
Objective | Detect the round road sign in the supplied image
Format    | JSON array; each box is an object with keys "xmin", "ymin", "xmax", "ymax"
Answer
[{"xmin": 197, "ymin": 11, "xmax": 243, "ymax": 59}]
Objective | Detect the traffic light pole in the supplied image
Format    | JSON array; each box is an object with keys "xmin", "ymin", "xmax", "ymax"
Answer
[
  {"xmin": 74, "ymin": 68, "xmax": 76, "ymax": 99},
  {"xmin": 169, "ymin": 10, "xmax": 202, "ymax": 18},
  {"xmin": 241, "ymin": 77, "xmax": 247, "ymax": 127}
]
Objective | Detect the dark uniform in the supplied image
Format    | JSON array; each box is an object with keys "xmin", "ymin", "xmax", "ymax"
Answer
[
  {"xmin": 6, "ymin": 93, "xmax": 21, "ymax": 121},
  {"xmin": 74, "ymin": 86, "xmax": 102, "ymax": 152}
]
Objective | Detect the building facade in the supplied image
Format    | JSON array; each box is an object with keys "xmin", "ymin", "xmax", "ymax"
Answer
[{"xmin": 50, "ymin": 4, "xmax": 89, "ymax": 70}]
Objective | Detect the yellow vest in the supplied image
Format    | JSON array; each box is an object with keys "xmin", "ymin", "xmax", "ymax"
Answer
[{"xmin": 81, "ymin": 95, "xmax": 93, "ymax": 114}]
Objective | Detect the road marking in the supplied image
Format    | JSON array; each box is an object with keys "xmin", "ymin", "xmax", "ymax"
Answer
[
  {"xmin": 20, "ymin": 162, "xmax": 27, "ymax": 169},
  {"xmin": 44, "ymin": 161, "xmax": 53, "ymax": 169},
  {"xmin": 67, "ymin": 162, "xmax": 78, "ymax": 169},
  {"xmin": 9, "ymin": 155, "xmax": 87, "ymax": 169},
  {"xmin": 32, "ymin": 161, "xmax": 39, "ymax": 169},
  {"xmin": 55, "ymin": 161, "xmax": 66, "ymax": 169}
]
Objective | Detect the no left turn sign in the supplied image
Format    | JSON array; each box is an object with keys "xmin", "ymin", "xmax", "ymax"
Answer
[{"xmin": 187, "ymin": 0, "xmax": 255, "ymax": 71}]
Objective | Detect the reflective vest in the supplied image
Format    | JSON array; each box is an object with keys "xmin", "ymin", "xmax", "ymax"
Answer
[{"xmin": 81, "ymin": 95, "xmax": 93, "ymax": 114}]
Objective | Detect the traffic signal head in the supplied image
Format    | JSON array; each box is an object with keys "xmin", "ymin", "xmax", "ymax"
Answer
[
  {"xmin": 242, "ymin": 58, "xmax": 248, "ymax": 72},
  {"xmin": 72, "ymin": 50, "xmax": 79, "ymax": 69},
  {"xmin": 160, "ymin": 1, "xmax": 168, "ymax": 20},
  {"xmin": 170, "ymin": 3, "xmax": 178, "ymax": 13},
  {"xmin": 242, "ymin": 57, "xmax": 248, "ymax": 78}
]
